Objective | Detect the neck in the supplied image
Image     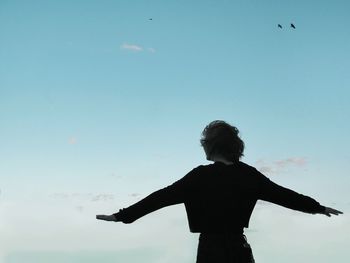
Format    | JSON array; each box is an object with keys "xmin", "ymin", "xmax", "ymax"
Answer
[{"xmin": 210, "ymin": 155, "xmax": 235, "ymax": 165}]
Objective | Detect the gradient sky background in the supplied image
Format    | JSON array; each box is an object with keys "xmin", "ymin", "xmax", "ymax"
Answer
[{"xmin": 0, "ymin": 0, "xmax": 349, "ymax": 262}]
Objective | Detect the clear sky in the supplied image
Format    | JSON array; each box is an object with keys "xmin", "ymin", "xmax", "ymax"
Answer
[{"xmin": 0, "ymin": 0, "xmax": 349, "ymax": 262}]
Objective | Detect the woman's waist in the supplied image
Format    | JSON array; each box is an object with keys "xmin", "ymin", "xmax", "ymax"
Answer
[{"xmin": 199, "ymin": 232, "xmax": 247, "ymax": 243}]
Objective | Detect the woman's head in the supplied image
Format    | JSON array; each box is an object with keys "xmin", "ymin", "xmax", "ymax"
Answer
[{"xmin": 200, "ymin": 120, "xmax": 244, "ymax": 162}]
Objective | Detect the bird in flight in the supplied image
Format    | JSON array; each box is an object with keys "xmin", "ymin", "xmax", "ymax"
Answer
[
  {"xmin": 291, "ymin": 23, "xmax": 296, "ymax": 29},
  {"xmin": 278, "ymin": 24, "xmax": 282, "ymax": 29}
]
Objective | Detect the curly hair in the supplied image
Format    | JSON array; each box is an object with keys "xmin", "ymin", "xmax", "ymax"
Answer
[{"xmin": 200, "ymin": 120, "xmax": 245, "ymax": 161}]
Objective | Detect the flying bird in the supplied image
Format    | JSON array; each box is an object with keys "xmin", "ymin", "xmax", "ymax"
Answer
[
  {"xmin": 291, "ymin": 23, "xmax": 296, "ymax": 29},
  {"xmin": 278, "ymin": 24, "xmax": 282, "ymax": 29}
]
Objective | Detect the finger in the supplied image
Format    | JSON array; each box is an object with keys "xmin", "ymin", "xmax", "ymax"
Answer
[
  {"xmin": 98, "ymin": 218, "xmax": 110, "ymax": 221},
  {"xmin": 331, "ymin": 211, "xmax": 342, "ymax": 216},
  {"xmin": 334, "ymin": 210, "xmax": 343, "ymax": 214},
  {"xmin": 329, "ymin": 208, "xmax": 343, "ymax": 214},
  {"xmin": 329, "ymin": 209, "xmax": 343, "ymax": 215},
  {"xmin": 329, "ymin": 211, "xmax": 338, "ymax": 215}
]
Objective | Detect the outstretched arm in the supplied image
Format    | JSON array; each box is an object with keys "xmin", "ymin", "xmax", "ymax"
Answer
[
  {"xmin": 256, "ymin": 170, "xmax": 343, "ymax": 216},
  {"xmin": 96, "ymin": 167, "xmax": 198, "ymax": 223},
  {"xmin": 96, "ymin": 185, "xmax": 185, "ymax": 223}
]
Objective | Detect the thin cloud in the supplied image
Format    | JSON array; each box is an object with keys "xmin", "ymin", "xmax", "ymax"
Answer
[
  {"xmin": 120, "ymin": 43, "xmax": 143, "ymax": 52},
  {"xmin": 274, "ymin": 157, "xmax": 306, "ymax": 168},
  {"xmin": 110, "ymin": 172, "xmax": 123, "ymax": 179},
  {"xmin": 120, "ymin": 43, "xmax": 156, "ymax": 53},
  {"xmin": 91, "ymin": 194, "xmax": 114, "ymax": 202},
  {"xmin": 257, "ymin": 165, "xmax": 274, "ymax": 174},
  {"xmin": 68, "ymin": 137, "xmax": 77, "ymax": 145},
  {"xmin": 50, "ymin": 192, "xmax": 114, "ymax": 202},
  {"xmin": 256, "ymin": 157, "xmax": 307, "ymax": 175}
]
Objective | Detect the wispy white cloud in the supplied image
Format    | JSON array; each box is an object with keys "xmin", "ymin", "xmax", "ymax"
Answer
[
  {"xmin": 50, "ymin": 192, "xmax": 115, "ymax": 202},
  {"xmin": 274, "ymin": 157, "xmax": 306, "ymax": 168},
  {"xmin": 256, "ymin": 157, "xmax": 307, "ymax": 175},
  {"xmin": 120, "ymin": 43, "xmax": 156, "ymax": 53},
  {"xmin": 91, "ymin": 194, "xmax": 114, "ymax": 202},
  {"xmin": 120, "ymin": 43, "xmax": 143, "ymax": 52},
  {"xmin": 68, "ymin": 137, "xmax": 77, "ymax": 144},
  {"xmin": 109, "ymin": 172, "xmax": 123, "ymax": 179}
]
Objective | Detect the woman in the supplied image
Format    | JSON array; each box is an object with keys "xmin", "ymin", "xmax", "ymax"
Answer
[{"xmin": 97, "ymin": 120, "xmax": 342, "ymax": 263}]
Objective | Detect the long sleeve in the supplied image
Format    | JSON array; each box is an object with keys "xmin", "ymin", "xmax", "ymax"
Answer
[
  {"xmin": 256, "ymin": 170, "xmax": 325, "ymax": 214},
  {"xmin": 114, "ymin": 168, "xmax": 197, "ymax": 223}
]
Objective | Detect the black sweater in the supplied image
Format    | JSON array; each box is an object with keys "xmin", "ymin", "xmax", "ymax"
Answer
[{"xmin": 114, "ymin": 161, "xmax": 325, "ymax": 233}]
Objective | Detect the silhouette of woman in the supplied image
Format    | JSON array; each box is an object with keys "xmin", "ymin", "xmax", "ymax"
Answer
[{"xmin": 97, "ymin": 120, "xmax": 342, "ymax": 263}]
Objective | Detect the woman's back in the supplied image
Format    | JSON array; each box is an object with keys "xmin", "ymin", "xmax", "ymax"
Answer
[{"xmin": 183, "ymin": 161, "xmax": 259, "ymax": 234}]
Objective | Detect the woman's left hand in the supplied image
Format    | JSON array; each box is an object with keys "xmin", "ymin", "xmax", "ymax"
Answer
[{"xmin": 321, "ymin": 207, "xmax": 343, "ymax": 217}]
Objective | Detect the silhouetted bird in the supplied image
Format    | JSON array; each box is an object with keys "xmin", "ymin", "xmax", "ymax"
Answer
[
  {"xmin": 149, "ymin": 18, "xmax": 153, "ymax": 21},
  {"xmin": 291, "ymin": 23, "xmax": 296, "ymax": 29},
  {"xmin": 278, "ymin": 24, "xmax": 282, "ymax": 29}
]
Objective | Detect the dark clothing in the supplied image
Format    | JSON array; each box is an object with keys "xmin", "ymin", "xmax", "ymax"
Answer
[
  {"xmin": 196, "ymin": 233, "xmax": 255, "ymax": 263},
  {"xmin": 114, "ymin": 161, "xmax": 325, "ymax": 233}
]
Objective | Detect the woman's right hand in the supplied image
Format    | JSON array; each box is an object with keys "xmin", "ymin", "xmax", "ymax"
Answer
[{"xmin": 96, "ymin": 214, "xmax": 117, "ymax": 221}]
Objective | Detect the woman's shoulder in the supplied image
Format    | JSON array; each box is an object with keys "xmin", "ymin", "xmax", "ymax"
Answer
[{"xmin": 237, "ymin": 161, "xmax": 257, "ymax": 170}]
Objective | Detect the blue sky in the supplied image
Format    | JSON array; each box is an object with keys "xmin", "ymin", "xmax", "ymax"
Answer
[{"xmin": 0, "ymin": 0, "xmax": 349, "ymax": 262}]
